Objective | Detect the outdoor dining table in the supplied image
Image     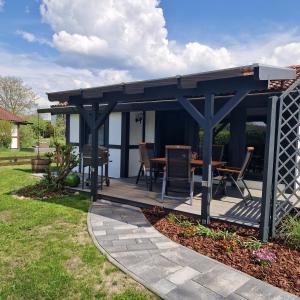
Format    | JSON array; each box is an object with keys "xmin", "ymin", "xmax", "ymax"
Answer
[{"xmin": 149, "ymin": 157, "xmax": 226, "ymax": 191}]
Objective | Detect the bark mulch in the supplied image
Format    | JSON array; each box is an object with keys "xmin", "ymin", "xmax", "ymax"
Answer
[
  {"xmin": 16, "ymin": 182, "xmax": 72, "ymax": 199},
  {"xmin": 143, "ymin": 207, "xmax": 300, "ymax": 297}
]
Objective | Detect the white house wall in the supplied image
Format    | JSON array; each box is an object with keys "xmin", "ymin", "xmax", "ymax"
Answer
[
  {"xmin": 128, "ymin": 111, "xmax": 156, "ymax": 177},
  {"xmin": 145, "ymin": 111, "xmax": 155, "ymax": 143},
  {"xmin": 108, "ymin": 148, "xmax": 121, "ymax": 178},
  {"xmin": 108, "ymin": 112, "xmax": 122, "ymax": 178},
  {"xmin": 69, "ymin": 114, "xmax": 80, "ymax": 143},
  {"xmin": 69, "ymin": 110, "xmax": 156, "ymax": 179},
  {"xmin": 11, "ymin": 124, "xmax": 18, "ymax": 149},
  {"xmin": 128, "ymin": 111, "xmax": 143, "ymax": 177},
  {"xmin": 109, "ymin": 112, "xmax": 122, "ymax": 145}
]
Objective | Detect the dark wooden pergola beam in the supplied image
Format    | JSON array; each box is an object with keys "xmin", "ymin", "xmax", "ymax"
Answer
[
  {"xmin": 212, "ymin": 89, "xmax": 250, "ymax": 127},
  {"xmin": 177, "ymin": 96, "xmax": 206, "ymax": 128}
]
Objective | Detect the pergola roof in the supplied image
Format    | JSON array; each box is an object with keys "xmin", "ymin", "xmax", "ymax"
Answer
[{"xmin": 47, "ymin": 64, "xmax": 295, "ymax": 104}]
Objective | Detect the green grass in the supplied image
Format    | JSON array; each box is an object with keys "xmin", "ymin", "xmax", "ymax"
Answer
[
  {"xmin": 280, "ymin": 217, "xmax": 300, "ymax": 249},
  {"xmin": 0, "ymin": 148, "xmax": 38, "ymax": 157},
  {"xmin": 0, "ymin": 166, "xmax": 157, "ymax": 299}
]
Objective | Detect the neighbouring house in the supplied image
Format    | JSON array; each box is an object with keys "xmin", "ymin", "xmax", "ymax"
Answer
[{"xmin": 0, "ymin": 107, "xmax": 28, "ymax": 149}]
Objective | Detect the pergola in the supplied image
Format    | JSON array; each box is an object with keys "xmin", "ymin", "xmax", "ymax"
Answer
[{"xmin": 47, "ymin": 64, "xmax": 296, "ymax": 241}]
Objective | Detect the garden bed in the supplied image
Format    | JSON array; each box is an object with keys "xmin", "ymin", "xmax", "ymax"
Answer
[
  {"xmin": 16, "ymin": 182, "xmax": 73, "ymax": 199},
  {"xmin": 143, "ymin": 207, "xmax": 300, "ymax": 297}
]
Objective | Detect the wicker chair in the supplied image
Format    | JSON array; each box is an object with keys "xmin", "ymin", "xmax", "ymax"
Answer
[
  {"xmin": 161, "ymin": 145, "xmax": 194, "ymax": 205},
  {"xmin": 136, "ymin": 143, "xmax": 155, "ymax": 188},
  {"xmin": 214, "ymin": 146, "xmax": 254, "ymax": 204},
  {"xmin": 81, "ymin": 144, "xmax": 110, "ymax": 189}
]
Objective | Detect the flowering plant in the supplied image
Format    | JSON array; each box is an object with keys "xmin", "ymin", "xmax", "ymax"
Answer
[{"xmin": 253, "ymin": 249, "xmax": 276, "ymax": 267}]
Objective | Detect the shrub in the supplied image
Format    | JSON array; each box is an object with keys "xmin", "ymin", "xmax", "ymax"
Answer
[
  {"xmin": 279, "ymin": 217, "xmax": 300, "ymax": 249},
  {"xmin": 0, "ymin": 120, "xmax": 12, "ymax": 148},
  {"xmin": 44, "ymin": 143, "xmax": 79, "ymax": 189}
]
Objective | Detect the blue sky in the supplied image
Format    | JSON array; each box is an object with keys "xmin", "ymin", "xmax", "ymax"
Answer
[{"xmin": 0, "ymin": 0, "xmax": 300, "ymax": 107}]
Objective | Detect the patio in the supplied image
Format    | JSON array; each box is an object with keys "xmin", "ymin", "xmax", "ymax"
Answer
[{"xmin": 75, "ymin": 177, "xmax": 262, "ymax": 227}]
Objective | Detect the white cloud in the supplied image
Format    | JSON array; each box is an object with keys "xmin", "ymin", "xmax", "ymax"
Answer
[
  {"xmin": 7, "ymin": 0, "xmax": 300, "ymax": 113},
  {"xmin": 0, "ymin": 0, "xmax": 4, "ymax": 11},
  {"xmin": 16, "ymin": 30, "xmax": 53, "ymax": 47},
  {"xmin": 0, "ymin": 48, "xmax": 132, "ymax": 109},
  {"xmin": 40, "ymin": 0, "xmax": 234, "ymax": 76}
]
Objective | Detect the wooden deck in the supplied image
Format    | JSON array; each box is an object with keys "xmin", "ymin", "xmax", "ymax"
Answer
[{"xmin": 75, "ymin": 177, "xmax": 263, "ymax": 227}]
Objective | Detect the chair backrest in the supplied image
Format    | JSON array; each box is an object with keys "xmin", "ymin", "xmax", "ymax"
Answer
[
  {"xmin": 139, "ymin": 143, "xmax": 155, "ymax": 169},
  {"xmin": 237, "ymin": 146, "xmax": 254, "ymax": 180},
  {"xmin": 198, "ymin": 144, "xmax": 224, "ymax": 161},
  {"xmin": 165, "ymin": 145, "xmax": 191, "ymax": 181}
]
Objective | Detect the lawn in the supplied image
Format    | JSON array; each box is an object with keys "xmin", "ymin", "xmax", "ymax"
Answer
[
  {"xmin": 0, "ymin": 148, "xmax": 38, "ymax": 157},
  {"xmin": 0, "ymin": 166, "xmax": 156, "ymax": 300}
]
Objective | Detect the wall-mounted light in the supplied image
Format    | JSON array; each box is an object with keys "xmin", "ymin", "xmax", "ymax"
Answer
[{"xmin": 135, "ymin": 112, "xmax": 143, "ymax": 124}]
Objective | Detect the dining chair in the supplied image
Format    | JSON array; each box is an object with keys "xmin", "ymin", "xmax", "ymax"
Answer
[
  {"xmin": 161, "ymin": 145, "xmax": 194, "ymax": 205},
  {"xmin": 136, "ymin": 142, "xmax": 155, "ymax": 188},
  {"xmin": 214, "ymin": 146, "xmax": 254, "ymax": 204}
]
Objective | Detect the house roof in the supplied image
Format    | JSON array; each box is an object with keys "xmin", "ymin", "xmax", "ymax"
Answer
[
  {"xmin": 0, "ymin": 107, "xmax": 27, "ymax": 124},
  {"xmin": 47, "ymin": 64, "xmax": 295, "ymax": 104},
  {"xmin": 38, "ymin": 64, "xmax": 300, "ymax": 115},
  {"xmin": 269, "ymin": 65, "xmax": 300, "ymax": 91}
]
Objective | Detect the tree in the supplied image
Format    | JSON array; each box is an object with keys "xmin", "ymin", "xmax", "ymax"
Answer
[
  {"xmin": 0, "ymin": 76, "xmax": 38, "ymax": 114},
  {"xmin": 0, "ymin": 120, "xmax": 12, "ymax": 148}
]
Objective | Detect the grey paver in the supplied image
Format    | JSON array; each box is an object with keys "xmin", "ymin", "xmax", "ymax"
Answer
[
  {"xmin": 112, "ymin": 239, "xmax": 137, "ymax": 246},
  {"xmin": 235, "ymin": 279, "xmax": 299, "ymax": 300},
  {"xmin": 193, "ymin": 265, "xmax": 250, "ymax": 297},
  {"xmin": 152, "ymin": 278, "xmax": 177, "ymax": 296},
  {"xmin": 166, "ymin": 279, "xmax": 223, "ymax": 300},
  {"xmin": 127, "ymin": 242, "xmax": 158, "ymax": 251},
  {"xmin": 93, "ymin": 230, "xmax": 106, "ymax": 236},
  {"xmin": 167, "ymin": 266, "xmax": 200, "ymax": 285},
  {"xmin": 89, "ymin": 199, "xmax": 299, "ymax": 300}
]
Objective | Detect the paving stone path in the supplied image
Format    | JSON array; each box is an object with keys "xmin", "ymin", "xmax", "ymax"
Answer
[{"xmin": 88, "ymin": 199, "xmax": 299, "ymax": 300}]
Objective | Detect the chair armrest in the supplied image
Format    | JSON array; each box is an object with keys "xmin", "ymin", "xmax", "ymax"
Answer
[{"xmin": 216, "ymin": 168, "xmax": 240, "ymax": 174}]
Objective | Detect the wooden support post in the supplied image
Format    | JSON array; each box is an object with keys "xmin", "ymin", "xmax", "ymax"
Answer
[
  {"xmin": 201, "ymin": 94, "xmax": 214, "ymax": 225},
  {"xmin": 259, "ymin": 96, "xmax": 277, "ymax": 241},
  {"xmin": 91, "ymin": 103, "xmax": 99, "ymax": 202}
]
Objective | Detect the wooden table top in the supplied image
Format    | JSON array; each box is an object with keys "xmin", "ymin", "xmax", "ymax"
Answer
[{"xmin": 150, "ymin": 157, "xmax": 225, "ymax": 167}]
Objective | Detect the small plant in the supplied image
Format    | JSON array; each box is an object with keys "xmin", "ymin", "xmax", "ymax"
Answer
[
  {"xmin": 167, "ymin": 213, "xmax": 178, "ymax": 223},
  {"xmin": 180, "ymin": 227, "xmax": 197, "ymax": 238},
  {"xmin": 253, "ymin": 249, "xmax": 276, "ymax": 268},
  {"xmin": 279, "ymin": 217, "xmax": 300, "ymax": 250},
  {"xmin": 195, "ymin": 223, "xmax": 216, "ymax": 238},
  {"xmin": 221, "ymin": 239, "xmax": 239, "ymax": 253},
  {"xmin": 178, "ymin": 219, "xmax": 193, "ymax": 227},
  {"xmin": 215, "ymin": 229, "xmax": 237, "ymax": 241},
  {"xmin": 167, "ymin": 213, "xmax": 193, "ymax": 227},
  {"xmin": 240, "ymin": 237, "xmax": 262, "ymax": 250}
]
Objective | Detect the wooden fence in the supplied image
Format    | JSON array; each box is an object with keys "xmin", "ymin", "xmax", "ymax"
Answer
[{"xmin": 0, "ymin": 156, "xmax": 38, "ymax": 167}]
